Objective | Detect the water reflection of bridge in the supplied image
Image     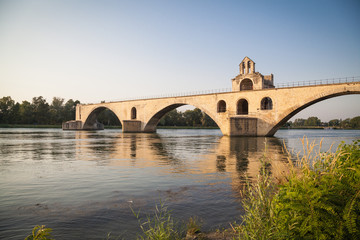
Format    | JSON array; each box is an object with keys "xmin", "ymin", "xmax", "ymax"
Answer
[{"xmin": 75, "ymin": 131, "xmax": 289, "ymax": 192}]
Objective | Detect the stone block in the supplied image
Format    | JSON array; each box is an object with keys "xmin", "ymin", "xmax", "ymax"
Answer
[
  {"xmin": 123, "ymin": 120, "xmax": 141, "ymax": 133},
  {"xmin": 230, "ymin": 117, "xmax": 257, "ymax": 136}
]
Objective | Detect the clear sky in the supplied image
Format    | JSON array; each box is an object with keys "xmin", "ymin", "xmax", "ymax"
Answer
[{"xmin": 0, "ymin": 0, "xmax": 359, "ymax": 121}]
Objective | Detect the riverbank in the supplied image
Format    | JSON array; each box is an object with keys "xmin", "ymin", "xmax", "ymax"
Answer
[
  {"xmin": 2, "ymin": 124, "xmax": 359, "ymax": 130},
  {"xmin": 0, "ymin": 124, "xmax": 220, "ymax": 130},
  {"xmin": 0, "ymin": 124, "xmax": 61, "ymax": 128},
  {"xmin": 279, "ymin": 126, "xmax": 360, "ymax": 130}
]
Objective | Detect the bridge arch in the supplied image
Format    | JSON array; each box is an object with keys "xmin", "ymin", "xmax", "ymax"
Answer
[
  {"xmin": 83, "ymin": 106, "xmax": 122, "ymax": 130},
  {"xmin": 267, "ymin": 90, "xmax": 360, "ymax": 136},
  {"xmin": 143, "ymin": 103, "xmax": 223, "ymax": 133}
]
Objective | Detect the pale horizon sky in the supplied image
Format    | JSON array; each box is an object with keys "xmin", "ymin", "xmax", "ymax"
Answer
[{"xmin": 1, "ymin": 0, "xmax": 360, "ymax": 122}]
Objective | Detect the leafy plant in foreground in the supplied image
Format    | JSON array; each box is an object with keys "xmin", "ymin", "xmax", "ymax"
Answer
[{"xmin": 24, "ymin": 225, "xmax": 54, "ymax": 240}]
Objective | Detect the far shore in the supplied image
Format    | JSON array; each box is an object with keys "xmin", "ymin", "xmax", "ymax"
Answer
[{"xmin": 0, "ymin": 124, "xmax": 358, "ymax": 130}]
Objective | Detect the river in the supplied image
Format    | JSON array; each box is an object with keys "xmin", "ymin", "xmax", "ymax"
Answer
[{"xmin": 0, "ymin": 128, "xmax": 359, "ymax": 239}]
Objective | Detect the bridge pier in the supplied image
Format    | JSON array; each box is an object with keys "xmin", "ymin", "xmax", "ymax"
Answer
[
  {"xmin": 229, "ymin": 117, "xmax": 258, "ymax": 136},
  {"xmin": 122, "ymin": 120, "xmax": 142, "ymax": 133}
]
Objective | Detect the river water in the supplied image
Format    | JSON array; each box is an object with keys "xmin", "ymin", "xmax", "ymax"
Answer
[{"xmin": 0, "ymin": 128, "xmax": 359, "ymax": 239}]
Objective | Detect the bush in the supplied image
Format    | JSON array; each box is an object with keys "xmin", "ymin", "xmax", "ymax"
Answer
[{"xmin": 239, "ymin": 139, "xmax": 360, "ymax": 240}]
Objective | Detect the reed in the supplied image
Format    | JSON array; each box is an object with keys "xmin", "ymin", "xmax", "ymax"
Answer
[{"xmin": 132, "ymin": 200, "xmax": 183, "ymax": 240}]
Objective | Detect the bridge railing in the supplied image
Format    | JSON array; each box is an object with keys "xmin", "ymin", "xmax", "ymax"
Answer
[
  {"xmin": 275, "ymin": 76, "xmax": 360, "ymax": 88},
  {"xmin": 107, "ymin": 88, "xmax": 232, "ymax": 103},
  {"xmin": 90, "ymin": 76, "xmax": 360, "ymax": 104}
]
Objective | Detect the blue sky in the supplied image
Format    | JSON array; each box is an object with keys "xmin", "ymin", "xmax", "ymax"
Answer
[{"xmin": 0, "ymin": 0, "xmax": 359, "ymax": 121}]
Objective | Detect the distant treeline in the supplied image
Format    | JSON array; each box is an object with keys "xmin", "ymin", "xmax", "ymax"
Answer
[
  {"xmin": 283, "ymin": 116, "xmax": 360, "ymax": 129},
  {"xmin": 1, "ymin": 96, "xmax": 359, "ymax": 129},
  {"xmin": 0, "ymin": 96, "xmax": 79, "ymax": 125}
]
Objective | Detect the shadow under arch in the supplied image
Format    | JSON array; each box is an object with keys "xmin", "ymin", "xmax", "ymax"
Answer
[
  {"xmin": 83, "ymin": 106, "xmax": 122, "ymax": 130},
  {"xmin": 143, "ymin": 103, "xmax": 221, "ymax": 133},
  {"xmin": 267, "ymin": 91, "xmax": 360, "ymax": 136}
]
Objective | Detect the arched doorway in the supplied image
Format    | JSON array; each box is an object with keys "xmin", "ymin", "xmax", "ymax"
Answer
[
  {"xmin": 237, "ymin": 99, "xmax": 248, "ymax": 115},
  {"xmin": 240, "ymin": 79, "xmax": 253, "ymax": 91},
  {"xmin": 217, "ymin": 100, "xmax": 226, "ymax": 113},
  {"xmin": 131, "ymin": 107, "xmax": 137, "ymax": 119},
  {"xmin": 261, "ymin": 97, "xmax": 273, "ymax": 110}
]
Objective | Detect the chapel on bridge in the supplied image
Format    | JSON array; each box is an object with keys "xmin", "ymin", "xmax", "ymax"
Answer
[{"xmin": 231, "ymin": 56, "xmax": 274, "ymax": 91}]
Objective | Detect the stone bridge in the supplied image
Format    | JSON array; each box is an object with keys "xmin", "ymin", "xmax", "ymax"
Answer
[{"xmin": 63, "ymin": 57, "xmax": 360, "ymax": 136}]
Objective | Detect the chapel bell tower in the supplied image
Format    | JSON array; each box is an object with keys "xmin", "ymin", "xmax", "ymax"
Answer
[{"xmin": 232, "ymin": 57, "xmax": 274, "ymax": 91}]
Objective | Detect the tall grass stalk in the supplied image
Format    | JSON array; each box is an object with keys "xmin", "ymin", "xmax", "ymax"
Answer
[{"xmin": 132, "ymin": 201, "xmax": 182, "ymax": 240}]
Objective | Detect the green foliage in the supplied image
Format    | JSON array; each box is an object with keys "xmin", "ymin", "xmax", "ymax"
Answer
[
  {"xmin": 158, "ymin": 108, "xmax": 217, "ymax": 128},
  {"xmin": 132, "ymin": 201, "xmax": 182, "ymax": 240},
  {"xmin": 287, "ymin": 117, "xmax": 360, "ymax": 129},
  {"xmin": 238, "ymin": 140, "xmax": 360, "ymax": 240},
  {"xmin": 329, "ymin": 119, "xmax": 340, "ymax": 127},
  {"xmin": 25, "ymin": 225, "xmax": 54, "ymax": 240},
  {"xmin": 304, "ymin": 116, "xmax": 321, "ymax": 126},
  {"xmin": 0, "ymin": 96, "xmax": 16, "ymax": 123},
  {"xmin": 350, "ymin": 116, "xmax": 360, "ymax": 129},
  {"xmin": 0, "ymin": 96, "xmax": 80, "ymax": 125},
  {"xmin": 98, "ymin": 109, "xmax": 122, "ymax": 126}
]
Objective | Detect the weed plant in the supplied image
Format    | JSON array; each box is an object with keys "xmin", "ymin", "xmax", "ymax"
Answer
[
  {"xmin": 25, "ymin": 225, "xmax": 54, "ymax": 240},
  {"xmin": 132, "ymin": 201, "xmax": 183, "ymax": 240}
]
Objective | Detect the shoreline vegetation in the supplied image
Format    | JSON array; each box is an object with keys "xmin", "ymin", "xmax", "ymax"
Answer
[
  {"xmin": 25, "ymin": 139, "xmax": 360, "ymax": 239},
  {"xmin": 1, "ymin": 96, "xmax": 360, "ymax": 130},
  {"xmin": 1, "ymin": 124, "xmax": 360, "ymax": 130}
]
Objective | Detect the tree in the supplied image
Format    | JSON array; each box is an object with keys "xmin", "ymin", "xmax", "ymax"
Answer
[
  {"xmin": 350, "ymin": 116, "xmax": 360, "ymax": 129},
  {"xmin": 64, "ymin": 99, "xmax": 80, "ymax": 122},
  {"xmin": 19, "ymin": 101, "xmax": 34, "ymax": 124},
  {"xmin": 32, "ymin": 96, "xmax": 49, "ymax": 124},
  {"xmin": 50, "ymin": 97, "xmax": 65, "ymax": 124},
  {"xmin": 304, "ymin": 116, "xmax": 321, "ymax": 126},
  {"xmin": 293, "ymin": 118, "xmax": 305, "ymax": 127},
  {"xmin": 201, "ymin": 112, "xmax": 217, "ymax": 127},
  {"xmin": 159, "ymin": 109, "xmax": 185, "ymax": 126},
  {"xmin": 0, "ymin": 96, "xmax": 15, "ymax": 123},
  {"xmin": 183, "ymin": 108, "xmax": 202, "ymax": 126},
  {"xmin": 98, "ymin": 109, "xmax": 121, "ymax": 126},
  {"xmin": 340, "ymin": 118, "xmax": 351, "ymax": 129},
  {"xmin": 329, "ymin": 119, "xmax": 340, "ymax": 127}
]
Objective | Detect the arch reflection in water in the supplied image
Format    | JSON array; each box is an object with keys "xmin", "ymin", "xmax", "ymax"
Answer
[{"xmin": 75, "ymin": 130, "xmax": 289, "ymax": 192}]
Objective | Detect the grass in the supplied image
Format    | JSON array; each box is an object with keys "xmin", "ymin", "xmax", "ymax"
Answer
[{"xmin": 131, "ymin": 201, "xmax": 183, "ymax": 240}]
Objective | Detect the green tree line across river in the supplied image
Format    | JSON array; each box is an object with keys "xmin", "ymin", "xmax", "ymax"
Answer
[{"xmin": 1, "ymin": 96, "xmax": 359, "ymax": 129}]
